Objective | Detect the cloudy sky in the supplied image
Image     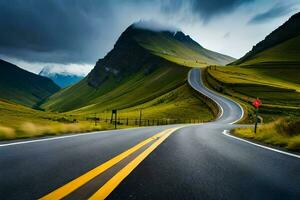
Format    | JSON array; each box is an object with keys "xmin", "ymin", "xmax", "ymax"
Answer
[{"xmin": 0, "ymin": 0, "xmax": 299, "ymax": 75}]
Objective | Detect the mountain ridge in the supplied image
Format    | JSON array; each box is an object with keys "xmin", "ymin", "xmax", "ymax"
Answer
[
  {"xmin": 88, "ymin": 24, "xmax": 235, "ymax": 88},
  {"xmin": 0, "ymin": 59, "xmax": 60, "ymax": 108},
  {"xmin": 233, "ymin": 12, "xmax": 300, "ymax": 65}
]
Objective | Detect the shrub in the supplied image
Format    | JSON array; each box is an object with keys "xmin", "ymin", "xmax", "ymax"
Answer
[{"xmin": 0, "ymin": 125, "xmax": 16, "ymax": 139}]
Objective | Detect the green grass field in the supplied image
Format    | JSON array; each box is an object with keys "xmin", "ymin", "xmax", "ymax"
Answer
[
  {"xmin": 0, "ymin": 100, "xmax": 98, "ymax": 140},
  {"xmin": 0, "ymin": 99, "xmax": 133, "ymax": 140}
]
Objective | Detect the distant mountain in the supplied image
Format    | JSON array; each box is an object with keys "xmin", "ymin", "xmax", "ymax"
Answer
[
  {"xmin": 0, "ymin": 59, "xmax": 60, "ymax": 108},
  {"xmin": 39, "ymin": 67, "xmax": 83, "ymax": 88},
  {"xmin": 233, "ymin": 12, "xmax": 300, "ymax": 65},
  {"xmin": 42, "ymin": 22, "xmax": 235, "ymax": 112}
]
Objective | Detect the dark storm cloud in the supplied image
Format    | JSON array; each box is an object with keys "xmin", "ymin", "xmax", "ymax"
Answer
[
  {"xmin": 189, "ymin": 0, "xmax": 255, "ymax": 21},
  {"xmin": 0, "ymin": 0, "xmax": 115, "ymax": 63},
  {"xmin": 248, "ymin": 3, "xmax": 294, "ymax": 24},
  {"xmin": 159, "ymin": 0, "xmax": 255, "ymax": 22}
]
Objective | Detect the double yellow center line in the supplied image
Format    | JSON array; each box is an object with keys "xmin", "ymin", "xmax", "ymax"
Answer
[{"xmin": 40, "ymin": 127, "xmax": 182, "ymax": 200}]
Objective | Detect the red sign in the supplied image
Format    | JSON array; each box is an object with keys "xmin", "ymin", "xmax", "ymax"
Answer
[{"xmin": 252, "ymin": 98, "xmax": 262, "ymax": 108}]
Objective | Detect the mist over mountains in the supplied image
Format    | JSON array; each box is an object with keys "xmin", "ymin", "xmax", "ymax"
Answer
[{"xmin": 39, "ymin": 66, "xmax": 84, "ymax": 88}]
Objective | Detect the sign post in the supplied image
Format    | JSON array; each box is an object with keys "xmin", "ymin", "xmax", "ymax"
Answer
[
  {"xmin": 139, "ymin": 109, "xmax": 142, "ymax": 127},
  {"xmin": 94, "ymin": 113, "xmax": 97, "ymax": 126},
  {"xmin": 111, "ymin": 109, "xmax": 117, "ymax": 129},
  {"xmin": 252, "ymin": 98, "xmax": 262, "ymax": 134}
]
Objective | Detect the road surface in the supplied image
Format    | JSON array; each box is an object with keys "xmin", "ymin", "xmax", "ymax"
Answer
[{"xmin": 0, "ymin": 68, "xmax": 299, "ymax": 200}]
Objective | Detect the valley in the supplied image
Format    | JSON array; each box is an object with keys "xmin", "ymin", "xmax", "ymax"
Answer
[{"xmin": 0, "ymin": 23, "xmax": 233, "ymax": 140}]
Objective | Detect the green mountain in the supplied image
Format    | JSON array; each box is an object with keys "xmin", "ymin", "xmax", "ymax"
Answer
[
  {"xmin": 0, "ymin": 59, "xmax": 60, "ymax": 108},
  {"xmin": 206, "ymin": 12, "xmax": 300, "ymax": 120},
  {"xmin": 42, "ymin": 23, "xmax": 234, "ymax": 118},
  {"xmin": 233, "ymin": 12, "xmax": 300, "ymax": 65}
]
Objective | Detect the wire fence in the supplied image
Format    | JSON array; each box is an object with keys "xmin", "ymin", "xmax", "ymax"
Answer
[{"xmin": 86, "ymin": 117, "xmax": 207, "ymax": 127}]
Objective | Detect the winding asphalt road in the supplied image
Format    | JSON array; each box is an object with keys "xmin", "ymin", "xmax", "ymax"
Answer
[{"xmin": 1, "ymin": 68, "xmax": 300, "ymax": 200}]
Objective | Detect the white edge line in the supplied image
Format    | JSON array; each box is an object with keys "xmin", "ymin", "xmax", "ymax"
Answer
[
  {"xmin": 222, "ymin": 130, "xmax": 300, "ymax": 159},
  {"xmin": 0, "ymin": 126, "xmax": 161, "ymax": 147},
  {"xmin": 0, "ymin": 124, "xmax": 190, "ymax": 148},
  {"xmin": 0, "ymin": 129, "xmax": 112, "ymax": 147}
]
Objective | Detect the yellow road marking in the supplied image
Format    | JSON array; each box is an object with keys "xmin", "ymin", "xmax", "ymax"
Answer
[
  {"xmin": 89, "ymin": 127, "xmax": 181, "ymax": 200},
  {"xmin": 40, "ymin": 129, "xmax": 169, "ymax": 200}
]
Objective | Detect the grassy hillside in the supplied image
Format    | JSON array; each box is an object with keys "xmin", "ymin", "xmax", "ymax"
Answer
[
  {"xmin": 43, "ymin": 60, "xmax": 186, "ymax": 112},
  {"xmin": 42, "ymin": 24, "xmax": 233, "ymax": 121},
  {"xmin": 206, "ymin": 65, "xmax": 300, "ymax": 121},
  {"xmin": 0, "ymin": 59, "xmax": 60, "ymax": 107},
  {"xmin": 0, "ymin": 99, "xmax": 118, "ymax": 140}
]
